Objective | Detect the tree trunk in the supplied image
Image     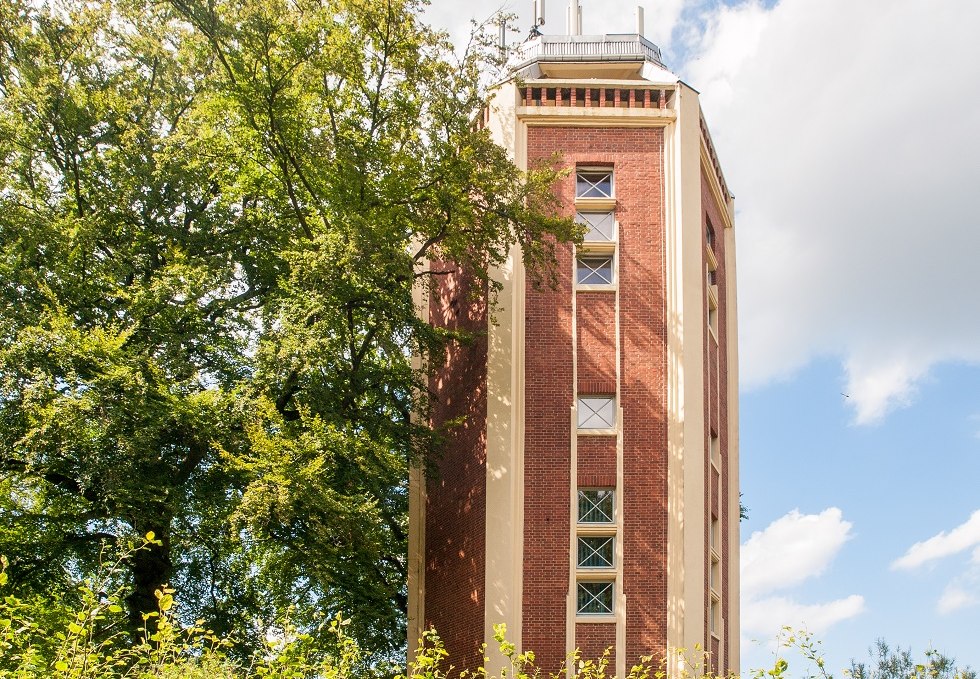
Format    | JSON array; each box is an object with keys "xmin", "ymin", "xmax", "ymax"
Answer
[{"xmin": 126, "ymin": 521, "xmax": 173, "ymax": 638}]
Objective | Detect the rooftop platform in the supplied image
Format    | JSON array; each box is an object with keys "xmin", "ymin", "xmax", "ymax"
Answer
[
  {"xmin": 513, "ymin": 34, "xmax": 665, "ymax": 68},
  {"xmin": 510, "ymin": 34, "xmax": 673, "ymax": 82}
]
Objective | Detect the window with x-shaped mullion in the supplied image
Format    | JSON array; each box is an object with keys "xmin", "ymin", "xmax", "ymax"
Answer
[
  {"xmin": 576, "ymin": 171, "xmax": 613, "ymax": 198},
  {"xmin": 578, "ymin": 489, "xmax": 614, "ymax": 523},
  {"xmin": 577, "ymin": 255, "xmax": 613, "ymax": 285},
  {"xmin": 577, "ymin": 582, "xmax": 614, "ymax": 615},
  {"xmin": 578, "ymin": 396, "xmax": 615, "ymax": 429},
  {"xmin": 576, "ymin": 211, "xmax": 615, "ymax": 241},
  {"xmin": 578, "ymin": 536, "xmax": 614, "ymax": 568}
]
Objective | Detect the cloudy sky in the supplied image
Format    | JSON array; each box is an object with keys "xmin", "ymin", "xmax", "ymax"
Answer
[{"xmin": 424, "ymin": 0, "xmax": 980, "ymax": 673}]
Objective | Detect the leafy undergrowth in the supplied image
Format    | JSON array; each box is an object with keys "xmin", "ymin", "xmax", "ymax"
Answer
[{"xmin": 0, "ymin": 540, "xmax": 973, "ymax": 679}]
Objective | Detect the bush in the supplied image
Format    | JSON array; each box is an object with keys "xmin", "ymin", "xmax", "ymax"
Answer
[{"xmin": 1, "ymin": 544, "xmax": 973, "ymax": 679}]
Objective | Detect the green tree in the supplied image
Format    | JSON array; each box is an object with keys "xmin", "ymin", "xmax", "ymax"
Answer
[
  {"xmin": 0, "ymin": 0, "xmax": 577, "ymax": 655},
  {"xmin": 849, "ymin": 640, "xmax": 975, "ymax": 679}
]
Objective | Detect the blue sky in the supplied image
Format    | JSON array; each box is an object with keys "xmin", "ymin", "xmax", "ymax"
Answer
[{"xmin": 425, "ymin": 0, "xmax": 980, "ymax": 673}]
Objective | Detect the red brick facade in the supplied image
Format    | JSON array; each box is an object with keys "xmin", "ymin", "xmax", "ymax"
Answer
[
  {"xmin": 425, "ymin": 269, "xmax": 488, "ymax": 670},
  {"xmin": 524, "ymin": 127, "xmax": 668, "ymax": 670},
  {"xmin": 418, "ymin": 93, "xmax": 736, "ymax": 677}
]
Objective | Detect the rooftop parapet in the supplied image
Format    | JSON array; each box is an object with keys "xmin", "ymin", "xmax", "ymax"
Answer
[{"xmin": 512, "ymin": 34, "xmax": 665, "ymax": 69}]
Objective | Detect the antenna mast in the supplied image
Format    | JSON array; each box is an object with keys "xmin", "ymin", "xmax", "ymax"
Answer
[{"xmin": 530, "ymin": 0, "xmax": 545, "ymax": 37}]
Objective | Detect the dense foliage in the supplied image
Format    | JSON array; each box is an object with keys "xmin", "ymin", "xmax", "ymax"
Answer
[
  {"xmin": 0, "ymin": 0, "xmax": 578, "ymax": 655},
  {"xmin": 0, "ymin": 552, "xmax": 974, "ymax": 679}
]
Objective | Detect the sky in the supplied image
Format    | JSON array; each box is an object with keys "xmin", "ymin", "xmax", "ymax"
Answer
[{"xmin": 423, "ymin": 0, "xmax": 980, "ymax": 674}]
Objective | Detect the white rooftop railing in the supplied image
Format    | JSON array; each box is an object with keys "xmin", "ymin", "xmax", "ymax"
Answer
[{"xmin": 513, "ymin": 34, "xmax": 664, "ymax": 68}]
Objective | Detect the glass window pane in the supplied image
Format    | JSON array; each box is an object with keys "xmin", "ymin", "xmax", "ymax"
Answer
[
  {"xmin": 576, "ymin": 256, "xmax": 613, "ymax": 285},
  {"xmin": 578, "ymin": 536, "xmax": 614, "ymax": 568},
  {"xmin": 576, "ymin": 212, "xmax": 615, "ymax": 241},
  {"xmin": 577, "ymin": 582, "xmax": 613, "ymax": 615},
  {"xmin": 578, "ymin": 396, "xmax": 615, "ymax": 429},
  {"xmin": 576, "ymin": 171, "xmax": 613, "ymax": 198},
  {"xmin": 578, "ymin": 489, "xmax": 614, "ymax": 523}
]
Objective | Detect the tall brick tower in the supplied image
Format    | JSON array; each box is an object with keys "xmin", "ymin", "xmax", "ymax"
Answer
[{"xmin": 408, "ymin": 4, "xmax": 739, "ymax": 676}]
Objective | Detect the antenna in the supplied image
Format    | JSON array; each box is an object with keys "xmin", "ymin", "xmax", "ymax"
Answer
[
  {"xmin": 636, "ymin": 5, "xmax": 645, "ymax": 36},
  {"xmin": 530, "ymin": 0, "xmax": 545, "ymax": 37}
]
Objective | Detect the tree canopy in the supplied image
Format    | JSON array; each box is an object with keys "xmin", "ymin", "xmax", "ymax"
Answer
[{"xmin": 0, "ymin": 0, "xmax": 577, "ymax": 655}]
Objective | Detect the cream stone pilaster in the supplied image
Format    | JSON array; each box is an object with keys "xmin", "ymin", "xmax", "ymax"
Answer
[
  {"xmin": 407, "ymin": 267, "xmax": 430, "ymax": 660},
  {"xmin": 665, "ymin": 83, "xmax": 707, "ymax": 673},
  {"xmin": 483, "ymin": 83, "xmax": 527, "ymax": 675},
  {"xmin": 723, "ymin": 218, "xmax": 740, "ymax": 674}
]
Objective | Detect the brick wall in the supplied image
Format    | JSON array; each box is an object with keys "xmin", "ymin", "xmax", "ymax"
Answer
[
  {"xmin": 578, "ymin": 437, "xmax": 617, "ymax": 487},
  {"xmin": 616, "ymin": 129, "xmax": 668, "ymax": 664},
  {"xmin": 425, "ymin": 267, "xmax": 488, "ymax": 671},
  {"xmin": 576, "ymin": 623, "xmax": 617, "ymax": 668},
  {"xmin": 525, "ymin": 126, "xmax": 668, "ymax": 670},
  {"xmin": 577, "ymin": 292, "xmax": 617, "ymax": 393}
]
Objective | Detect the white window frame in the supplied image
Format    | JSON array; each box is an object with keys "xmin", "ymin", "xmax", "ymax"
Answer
[
  {"xmin": 707, "ymin": 286, "xmax": 718, "ymax": 340},
  {"xmin": 577, "ymin": 489, "xmax": 615, "ymax": 524},
  {"xmin": 577, "ymin": 395, "xmax": 616, "ymax": 431},
  {"xmin": 573, "ymin": 248, "xmax": 619, "ymax": 291},
  {"xmin": 706, "ymin": 240, "xmax": 719, "ymax": 339},
  {"xmin": 577, "ymin": 535, "xmax": 615, "ymax": 569},
  {"xmin": 576, "ymin": 210, "xmax": 617, "ymax": 243},
  {"xmin": 576, "ymin": 580, "xmax": 615, "ymax": 616},
  {"xmin": 575, "ymin": 169, "xmax": 614, "ymax": 199},
  {"xmin": 575, "ymin": 488, "xmax": 617, "ymax": 619}
]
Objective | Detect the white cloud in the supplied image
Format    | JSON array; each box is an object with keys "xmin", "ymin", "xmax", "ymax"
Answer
[
  {"xmin": 893, "ymin": 512, "xmax": 980, "ymax": 614},
  {"xmin": 742, "ymin": 595, "xmax": 866, "ymax": 637},
  {"xmin": 741, "ymin": 507, "xmax": 853, "ymax": 598},
  {"xmin": 843, "ymin": 353, "xmax": 925, "ymax": 425},
  {"xmin": 937, "ymin": 585, "xmax": 978, "ymax": 615},
  {"xmin": 684, "ymin": 0, "xmax": 980, "ymax": 424},
  {"xmin": 741, "ymin": 509, "xmax": 864, "ymax": 639},
  {"xmin": 892, "ymin": 510, "xmax": 980, "ymax": 570}
]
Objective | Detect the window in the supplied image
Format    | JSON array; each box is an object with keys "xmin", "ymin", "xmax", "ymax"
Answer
[
  {"xmin": 576, "ymin": 254, "xmax": 614, "ymax": 285},
  {"xmin": 577, "ymin": 582, "xmax": 614, "ymax": 615},
  {"xmin": 576, "ymin": 211, "xmax": 615, "ymax": 242},
  {"xmin": 578, "ymin": 536, "xmax": 614, "ymax": 568},
  {"xmin": 578, "ymin": 489, "xmax": 614, "ymax": 523},
  {"xmin": 710, "ymin": 517, "xmax": 720, "ymax": 552},
  {"xmin": 705, "ymin": 217, "xmax": 719, "ymax": 314},
  {"xmin": 708, "ymin": 291, "xmax": 718, "ymax": 337},
  {"xmin": 575, "ymin": 169, "xmax": 616, "ymax": 288},
  {"xmin": 577, "ymin": 396, "xmax": 616, "ymax": 430},
  {"xmin": 710, "ymin": 596, "xmax": 720, "ymax": 635},
  {"xmin": 710, "ymin": 554, "xmax": 721, "ymax": 592},
  {"xmin": 576, "ymin": 170, "xmax": 613, "ymax": 198},
  {"xmin": 576, "ymin": 489, "xmax": 616, "ymax": 616}
]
